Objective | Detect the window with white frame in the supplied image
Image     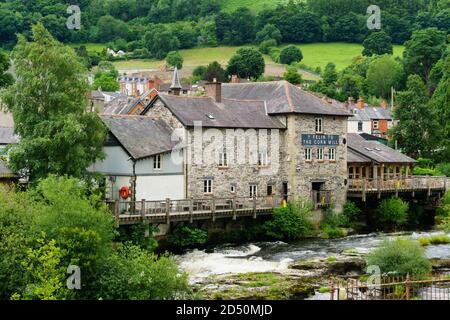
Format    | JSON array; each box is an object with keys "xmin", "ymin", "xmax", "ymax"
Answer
[
  {"xmin": 204, "ymin": 179, "xmax": 213, "ymax": 194},
  {"xmin": 218, "ymin": 147, "xmax": 228, "ymax": 167},
  {"xmin": 305, "ymin": 148, "xmax": 312, "ymax": 161},
  {"xmin": 358, "ymin": 121, "xmax": 363, "ymax": 132},
  {"xmin": 329, "ymin": 148, "xmax": 336, "ymax": 161},
  {"xmin": 317, "ymin": 148, "xmax": 324, "ymax": 161},
  {"xmin": 258, "ymin": 151, "xmax": 268, "ymax": 166},
  {"xmin": 153, "ymin": 154, "xmax": 162, "ymax": 170},
  {"xmin": 249, "ymin": 184, "xmax": 258, "ymax": 198},
  {"xmin": 315, "ymin": 118, "xmax": 323, "ymax": 133},
  {"xmin": 373, "ymin": 120, "xmax": 379, "ymax": 130}
]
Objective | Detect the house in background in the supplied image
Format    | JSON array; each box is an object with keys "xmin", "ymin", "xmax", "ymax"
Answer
[
  {"xmin": 119, "ymin": 74, "xmax": 163, "ymax": 97},
  {"xmin": 88, "ymin": 90, "xmax": 125, "ymax": 113},
  {"xmin": 347, "ymin": 97, "xmax": 394, "ymax": 139}
]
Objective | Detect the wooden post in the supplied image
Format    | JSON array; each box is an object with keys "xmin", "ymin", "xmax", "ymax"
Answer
[
  {"xmin": 405, "ymin": 274, "xmax": 410, "ymax": 300},
  {"xmin": 377, "ymin": 177, "xmax": 381, "ymax": 199},
  {"xmin": 212, "ymin": 197, "xmax": 216, "ymax": 222},
  {"xmin": 253, "ymin": 195, "xmax": 257, "ymax": 219},
  {"xmin": 395, "ymin": 176, "xmax": 399, "ymax": 198},
  {"xmin": 141, "ymin": 199, "xmax": 146, "ymax": 219},
  {"xmin": 427, "ymin": 179, "xmax": 431, "ymax": 199},
  {"xmin": 232, "ymin": 196, "xmax": 237, "ymax": 221},
  {"xmin": 330, "ymin": 281, "xmax": 335, "ymax": 301},
  {"xmin": 165, "ymin": 198, "xmax": 170, "ymax": 224},
  {"xmin": 362, "ymin": 178, "xmax": 366, "ymax": 202},
  {"xmin": 189, "ymin": 197, "xmax": 193, "ymax": 223},
  {"xmin": 114, "ymin": 200, "xmax": 120, "ymax": 228},
  {"xmin": 412, "ymin": 176, "xmax": 415, "ymax": 198}
]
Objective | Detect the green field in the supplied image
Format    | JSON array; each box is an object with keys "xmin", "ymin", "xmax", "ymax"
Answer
[
  {"xmin": 288, "ymin": 43, "xmax": 405, "ymax": 71},
  {"xmin": 69, "ymin": 43, "xmax": 106, "ymax": 53},
  {"xmin": 221, "ymin": 0, "xmax": 285, "ymax": 13},
  {"xmin": 111, "ymin": 43, "xmax": 404, "ymax": 76}
]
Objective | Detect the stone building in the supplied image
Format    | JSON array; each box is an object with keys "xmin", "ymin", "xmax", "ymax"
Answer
[{"xmin": 93, "ymin": 78, "xmax": 352, "ymax": 210}]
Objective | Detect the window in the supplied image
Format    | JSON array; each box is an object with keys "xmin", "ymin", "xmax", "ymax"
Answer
[
  {"xmin": 373, "ymin": 120, "xmax": 379, "ymax": 130},
  {"xmin": 218, "ymin": 148, "xmax": 228, "ymax": 167},
  {"xmin": 204, "ymin": 179, "xmax": 213, "ymax": 194},
  {"xmin": 317, "ymin": 148, "xmax": 324, "ymax": 161},
  {"xmin": 258, "ymin": 151, "xmax": 268, "ymax": 166},
  {"xmin": 153, "ymin": 154, "xmax": 162, "ymax": 170},
  {"xmin": 249, "ymin": 185, "xmax": 258, "ymax": 198},
  {"xmin": 358, "ymin": 121, "xmax": 363, "ymax": 132},
  {"xmin": 304, "ymin": 148, "xmax": 312, "ymax": 161},
  {"xmin": 230, "ymin": 185, "xmax": 236, "ymax": 193},
  {"xmin": 329, "ymin": 148, "xmax": 336, "ymax": 161},
  {"xmin": 315, "ymin": 118, "xmax": 323, "ymax": 133}
]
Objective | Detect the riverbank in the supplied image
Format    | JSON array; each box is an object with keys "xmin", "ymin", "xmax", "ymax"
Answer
[{"xmin": 175, "ymin": 230, "xmax": 450, "ymax": 300}]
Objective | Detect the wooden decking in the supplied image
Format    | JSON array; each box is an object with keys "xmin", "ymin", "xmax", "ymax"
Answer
[
  {"xmin": 108, "ymin": 196, "xmax": 284, "ymax": 226},
  {"xmin": 348, "ymin": 176, "xmax": 449, "ymax": 201}
]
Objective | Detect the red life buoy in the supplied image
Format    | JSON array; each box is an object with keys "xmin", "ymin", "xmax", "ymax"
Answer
[{"xmin": 119, "ymin": 186, "xmax": 130, "ymax": 200}]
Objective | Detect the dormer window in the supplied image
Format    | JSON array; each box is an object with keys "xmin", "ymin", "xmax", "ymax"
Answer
[{"xmin": 315, "ymin": 118, "xmax": 323, "ymax": 133}]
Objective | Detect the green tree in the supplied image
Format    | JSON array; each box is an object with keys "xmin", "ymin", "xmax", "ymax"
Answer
[
  {"xmin": 92, "ymin": 74, "xmax": 120, "ymax": 92},
  {"xmin": 403, "ymin": 28, "xmax": 447, "ymax": 83},
  {"xmin": 227, "ymin": 47, "xmax": 265, "ymax": 80},
  {"xmin": 392, "ymin": 75, "xmax": 440, "ymax": 159},
  {"xmin": 283, "ymin": 66, "xmax": 303, "ymax": 85},
  {"xmin": 0, "ymin": 24, "xmax": 106, "ymax": 181},
  {"xmin": 259, "ymin": 39, "xmax": 277, "ymax": 54},
  {"xmin": 0, "ymin": 51, "xmax": 13, "ymax": 88},
  {"xmin": 165, "ymin": 51, "xmax": 183, "ymax": 69},
  {"xmin": 144, "ymin": 29, "xmax": 180, "ymax": 59},
  {"xmin": 205, "ymin": 61, "xmax": 227, "ymax": 82},
  {"xmin": 362, "ymin": 31, "xmax": 394, "ymax": 57},
  {"xmin": 279, "ymin": 45, "xmax": 303, "ymax": 65},
  {"xmin": 338, "ymin": 71, "xmax": 365, "ymax": 101},
  {"xmin": 322, "ymin": 62, "xmax": 338, "ymax": 86},
  {"xmin": 255, "ymin": 24, "xmax": 282, "ymax": 44},
  {"xmin": 366, "ymin": 55, "xmax": 404, "ymax": 98},
  {"xmin": 377, "ymin": 197, "xmax": 409, "ymax": 228}
]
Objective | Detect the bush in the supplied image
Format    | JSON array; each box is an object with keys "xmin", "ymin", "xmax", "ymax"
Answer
[
  {"xmin": 279, "ymin": 45, "xmax": 303, "ymax": 65},
  {"xmin": 97, "ymin": 243, "xmax": 192, "ymax": 300},
  {"xmin": 168, "ymin": 226, "xmax": 208, "ymax": 249},
  {"xmin": 342, "ymin": 201, "xmax": 362, "ymax": 224},
  {"xmin": 436, "ymin": 163, "xmax": 450, "ymax": 177},
  {"xmin": 366, "ymin": 238, "xmax": 432, "ymax": 276},
  {"xmin": 429, "ymin": 234, "xmax": 450, "ymax": 245},
  {"xmin": 268, "ymin": 47, "xmax": 280, "ymax": 63},
  {"xmin": 377, "ymin": 197, "xmax": 409, "ymax": 228},
  {"xmin": 258, "ymin": 39, "xmax": 277, "ymax": 54},
  {"xmin": 413, "ymin": 166, "xmax": 442, "ymax": 176},
  {"xmin": 418, "ymin": 237, "xmax": 430, "ymax": 246},
  {"xmin": 263, "ymin": 199, "xmax": 314, "ymax": 240}
]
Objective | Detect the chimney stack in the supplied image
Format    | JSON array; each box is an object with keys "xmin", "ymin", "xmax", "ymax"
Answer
[
  {"xmin": 380, "ymin": 99, "xmax": 387, "ymax": 109},
  {"xmin": 205, "ymin": 78, "xmax": 222, "ymax": 103},
  {"xmin": 231, "ymin": 75, "xmax": 239, "ymax": 83},
  {"xmin": 357, "ymin": 96, "xmax": 364, "ymax": 110},
  {"xmin": 348, "ymin": 96, "xmax": 354, "ymax": 107}
]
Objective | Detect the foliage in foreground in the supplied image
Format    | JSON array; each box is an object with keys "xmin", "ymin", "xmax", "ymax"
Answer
[
  {"xmin": 366, "ymin": 238, "xmax": 432, "ymax": 276},
  {"xmin": 263, "ymin": 199, "xmax": 314, "ymax": 240},
  {"xmin": 168, "ymin": 226, "xmax": 209, "ymax": 249},
  {"xmin": 0, "ymin": 176, "xmax": 191, "ymax": 300}
]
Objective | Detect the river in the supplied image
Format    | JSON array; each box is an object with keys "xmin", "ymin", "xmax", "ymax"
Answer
[{"xmin": 175, "ymin": 230, "xmax": 450, "ymax": 287}]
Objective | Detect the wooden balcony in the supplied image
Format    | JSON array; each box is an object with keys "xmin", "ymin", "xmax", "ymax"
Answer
[
  {"xmin": 348, "ymin": 176, "xmax": 449, "ymax": 201},
  {"xmin": 108, "ymin": 195, "xmax": 284, "ymax": 226},
  {"xmin": 311, "ymin": 190, "xmax": 332, "ymax": 209}
]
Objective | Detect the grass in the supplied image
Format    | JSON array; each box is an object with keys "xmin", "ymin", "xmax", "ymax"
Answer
[
  {"xmin": 221, "ymin": 0, "xmax": 285, "ymax": 13},
  {"xmin": 285, "ymin": 42, "xmax": 405, "ymax": 71},
  {"xmin": 68, "ymin": 43, "xmax": 106, "ymax": 53},
  {"xmin": 418, "ymin": 234, "xmax": 450, "ymax": 246}
]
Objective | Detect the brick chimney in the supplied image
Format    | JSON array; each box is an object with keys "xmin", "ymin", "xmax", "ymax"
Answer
[
  {"xmin": 380, "ymin": 99, "xmax": 387, "ymax": 109},
  {"xmin": 357, "ymin": 97, "xmax": 364, "ymax": 110},
  {"xmin": 205, "ymin": 78, "xmax": 222, "ymax": 103},
  {"xmin": 231, "ymin": 75, "xmax": 239, "ymax": 83},
  {"xmin": 348, "ymin": 96, "xmax": 354, "ymax": 107}
]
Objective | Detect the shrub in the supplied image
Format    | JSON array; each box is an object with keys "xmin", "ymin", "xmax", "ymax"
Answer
[
  {"xmin": 377, "ymin": 197, "xmax": 409, "ymax": 228},
  {"xmin": 258, "ymin": 39, "xmax": 277, "ymax": 54},
  {"xmin": 366, "ymin": 238, "xmax": 432, "ymax": 276},
  {"xmin": 268, "ymin": 47, "xmax": 280, "ymax": 63},
  {"xmin": 279, "ymin": 45, "xmax": 303, "ymax": 65},
  {"xmin": 436, "ymin": 163, "xmax": 450, "ymax": 177},
  {"xmin": 263, "ymin": 199, "xmax": 314, "ymax": 240},
  {"xmin": 97, "ymin": 243, "xmax": 192, "ymax": 300},
  {"xmin": 168, "ymin": 226, "xmax": 208, "ymax": 249},
  {"xmin": 342, "ymin": 201, "xmax": 362, "ymax": 224},
  {"xmin": 429, "ymin": 234, "xmax": 450, "ymax": 245},
  {"xmin": 418, "ymin": 237, "xmax": 430, "ymax": 246}
]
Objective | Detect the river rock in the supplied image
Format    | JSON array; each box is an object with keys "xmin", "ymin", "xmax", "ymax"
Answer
[
  {"xmin": 431, "ymin": 258, "xmax": 450, "ymax": 270},
  {"xmin": 290, "ymin": 255, "xmax": 366, "ymax": 276}
]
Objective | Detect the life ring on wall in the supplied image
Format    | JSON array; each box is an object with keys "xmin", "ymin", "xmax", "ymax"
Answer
[{"xmin": 119, "ymin": 186, "xmax": 130, "ymax": 200}]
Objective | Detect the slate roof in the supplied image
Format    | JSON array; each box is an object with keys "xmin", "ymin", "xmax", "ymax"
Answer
[
  {"xmin": 100, "ymin": 115, "xmax": 177, "ymax": 160},
  {"xmin": 103, "ymin": 96, "xmax": 134, "ymax": 115},
  {"xmin": 221, "ymin": 81, "xmax": 351, "ymax": 116},
  {"xmin": 347, "ymin": 133, "xmax": 415, "ymax": 164},
  {"xmin": 0, "ymin": 127, "xmax": 19, "ymax": 145},
  {"xmin": 154, "ymin": 94, "xmax": 286, "ymax": 129},
  {"xmin": 348, "ymin": 107, "xmax": 392, "ymax": 121}
]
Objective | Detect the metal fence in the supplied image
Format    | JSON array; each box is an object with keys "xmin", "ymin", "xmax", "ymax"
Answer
[{"xmin": 330, "ymin": 273, "xmax": 450, "ymax": 300}]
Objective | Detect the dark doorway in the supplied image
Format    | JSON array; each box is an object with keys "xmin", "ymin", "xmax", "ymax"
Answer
[
  {"xmin": 312, "ymin": 182, "xmax": 325, "ymax": 204},
  {"xmin": 267, "ymin": 185, "xmax": 273, "ymax": 196},
  {"xmin": 282, "ymin": 182, "xmax": 288, "ymax": 201}
]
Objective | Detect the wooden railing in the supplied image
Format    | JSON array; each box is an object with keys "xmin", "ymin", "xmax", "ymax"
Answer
[
  {"xmin": 311, "ymin": 190, "xmax": 332, "ymax": 208},
  {"xmin": 348, "ymin": 176, "xmax": 447, "ymax": 192},
  {"xmin": 108, "ymin": 195, "xmax": 285, "ymax": 225}
]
